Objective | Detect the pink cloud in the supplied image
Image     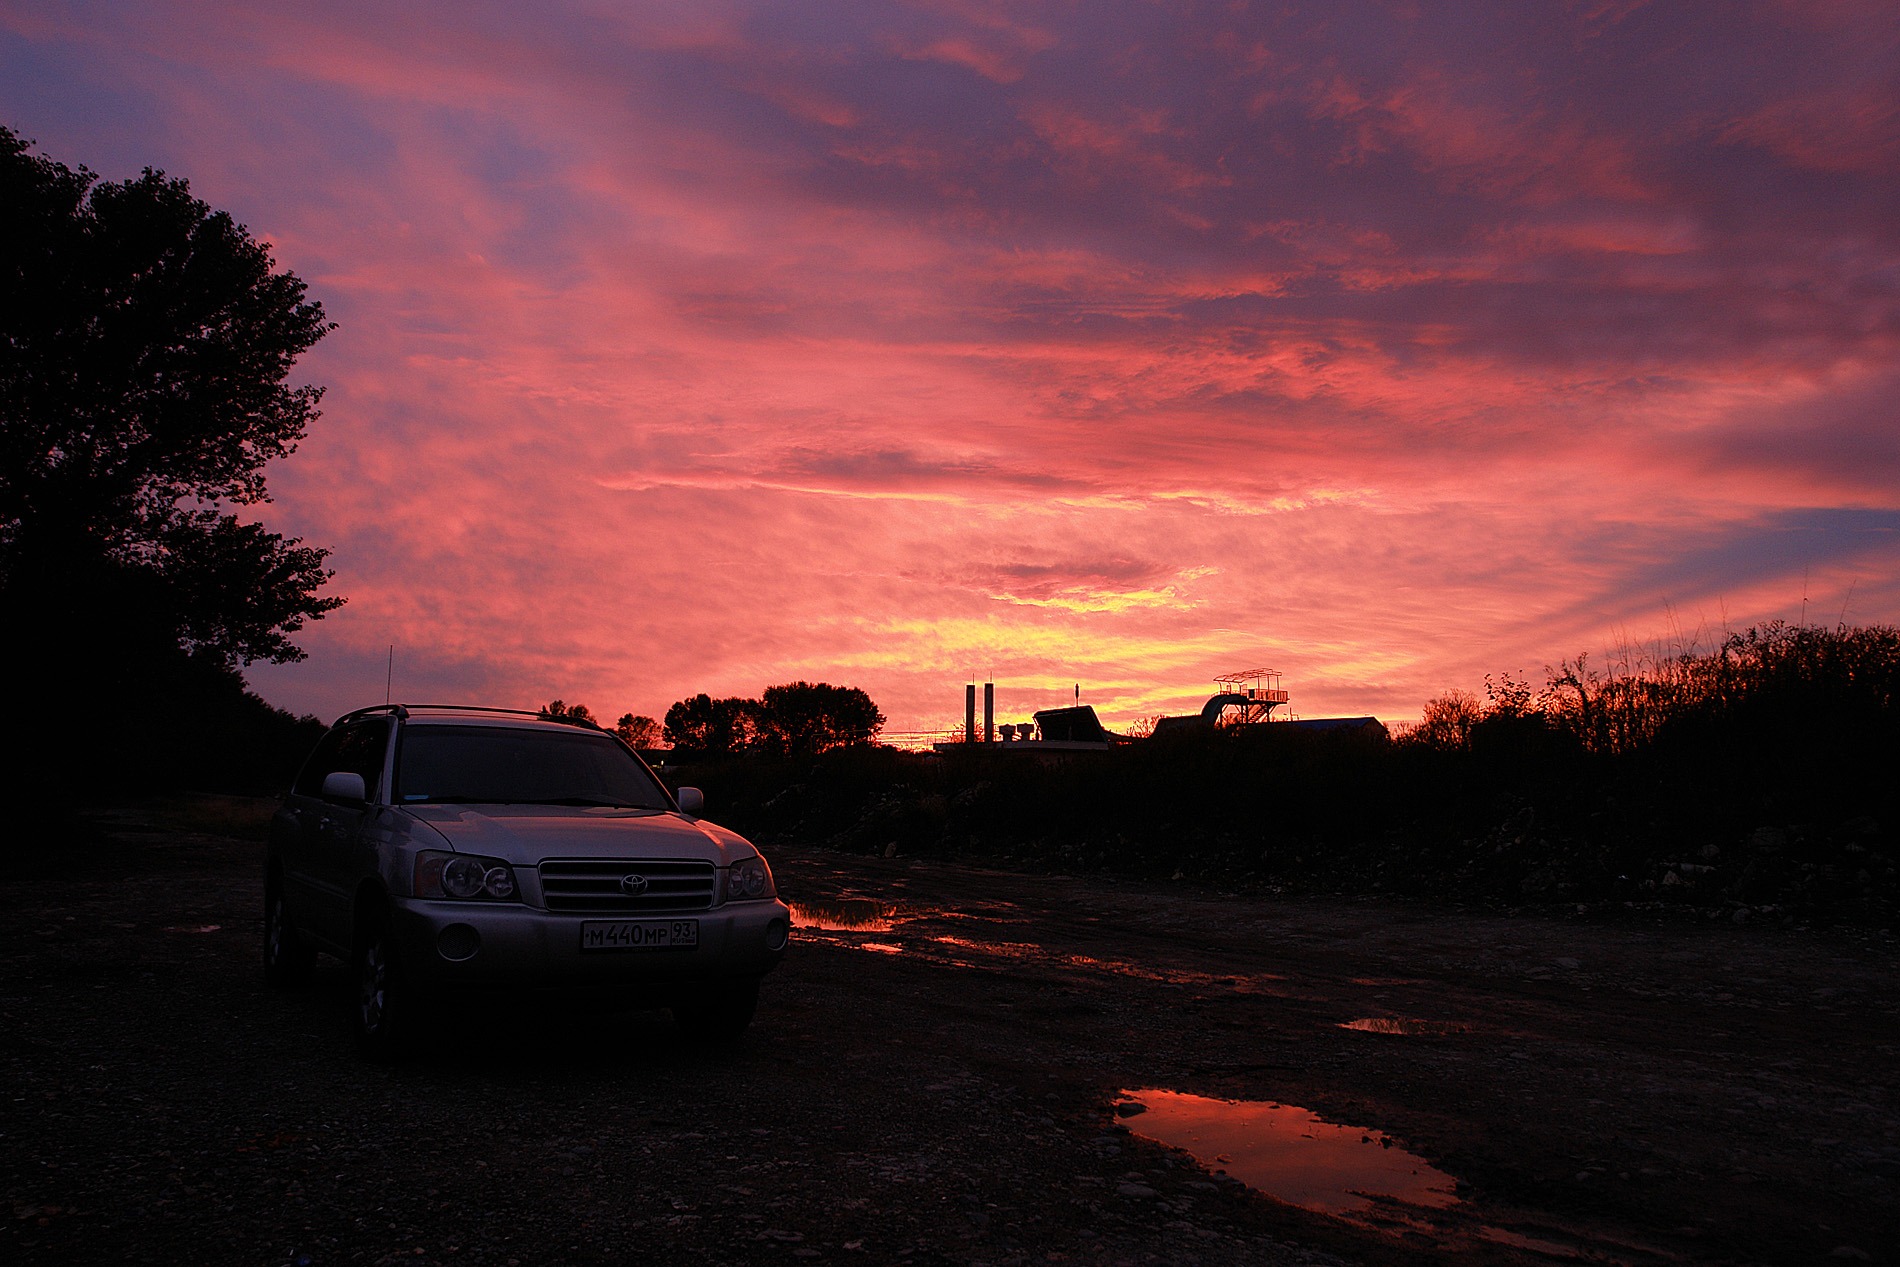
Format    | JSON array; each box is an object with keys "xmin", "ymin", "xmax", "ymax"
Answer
[
  {"xmin": 902, "ymin": 36, "xmax": 1029, "ymax": 84},
  {"xmin": 5, "ymin": 0, "xmax": 1897, "ymax": 736},
  {"xmin": 1719, "ymin": 91, "xmax": 1900, "ymax": 174}
]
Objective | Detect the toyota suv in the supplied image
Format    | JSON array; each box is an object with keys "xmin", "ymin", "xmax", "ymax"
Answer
[{"xmin": 265, "ymin": 705, "xmax": 791, "ymax": 1055}]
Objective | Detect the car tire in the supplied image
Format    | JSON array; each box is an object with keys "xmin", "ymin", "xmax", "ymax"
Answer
[
  {"xmin": 263, "ymin": 880, "xmax": 315, "ymax": 988},
  {"xmin": 673, "ymin": 979, "xmax": 760, "ymax": 1043},
  {"xmin": 352, "ymin": 908, "xmax": 412, "ymax": 1060}
]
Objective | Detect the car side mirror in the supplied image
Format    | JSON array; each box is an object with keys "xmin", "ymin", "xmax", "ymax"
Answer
[
  {"xmin": 676, "ymin": 786, "xmax": 704, "ymax": 815},
  {"xmin": 320, "ymin": 771, "xmax": 368, "ymax": 803}
]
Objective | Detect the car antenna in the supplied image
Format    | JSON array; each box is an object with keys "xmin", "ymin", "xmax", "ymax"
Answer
[{"xmin": 385, "ymin": 644, "xmax": 394, "ymax": 705}]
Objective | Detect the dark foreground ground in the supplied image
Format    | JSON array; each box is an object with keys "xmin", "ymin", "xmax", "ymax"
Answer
[{"xmin": 4, "ymin": 798, "xmax": 1896, "ymax": 1267}]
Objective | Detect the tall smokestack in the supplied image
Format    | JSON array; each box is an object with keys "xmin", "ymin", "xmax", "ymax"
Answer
[
  {"xmin": 984, "ymin": 682, "xmax": 995, "ymax": 744},
  {"xmin": 965, "ymin": 683, "xmax": 976, "ymax": 743}
]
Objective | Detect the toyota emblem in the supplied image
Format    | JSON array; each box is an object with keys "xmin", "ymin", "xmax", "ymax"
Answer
[{"xmin": 618, "ymin": 873, "xmax": 650, "ymax": 896}]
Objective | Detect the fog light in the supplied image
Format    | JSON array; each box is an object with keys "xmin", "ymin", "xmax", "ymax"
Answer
[
  {"xmin": 765, "ymin": 918, "xmax": 789, "ymax": 952},
  {"xmin": 437, "ymin": 923, "xmax": 481, "ymax": 962}
]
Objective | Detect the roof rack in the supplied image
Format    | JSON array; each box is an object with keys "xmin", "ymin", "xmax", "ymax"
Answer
[
  {"xmin": 335, "ymin": 704, "xmax": 409, "ymax": 724},
  {"xmin": 332, "ymin": 704, "xmax": 600, "ymax": 729}
]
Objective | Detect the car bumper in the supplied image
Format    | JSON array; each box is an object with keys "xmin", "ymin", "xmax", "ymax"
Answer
[{"xmin": 388, "ymin": 896, "xmax": 791, "ymax": 994}]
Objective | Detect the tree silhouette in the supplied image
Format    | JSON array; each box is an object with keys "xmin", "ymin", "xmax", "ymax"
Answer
[
  {"xmin": 614, "ymin": 712, "xmax": 663, "ymax": 748},
  {"xmin": 756, "ymin": 681, "xmax": 884, "ymax": 754},
  {"xmin": 538, "ymin": 700, "xmax": 599, "ymax": 727},
  {"xmin": 662, "ymin": 694, "xmax": 761, "ymax": 754},
  {"xmin": 661, "ymin": 683, "xmax": 884, "ymax": 755},
  {"xmin": 1409, "ymin": 689, "xmax": 1482, "ymax": 751},
  {"xmin": 0, "ymin": 125, "xmax": 340, "ymax": 675}
]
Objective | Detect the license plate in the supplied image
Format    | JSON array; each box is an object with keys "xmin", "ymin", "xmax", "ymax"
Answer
[{"xmin": 580, "ymin": 920, "xmax": 699, "ymax": 951}]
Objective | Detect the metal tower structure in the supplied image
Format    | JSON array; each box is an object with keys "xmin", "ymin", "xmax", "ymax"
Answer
[{"xmin": 1208, "ymin": 668, "xmax": 1290, "ymax": 725}]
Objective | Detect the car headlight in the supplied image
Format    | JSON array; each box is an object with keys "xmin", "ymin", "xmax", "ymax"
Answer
[
  {"xmin": 415, "ymin": 851, "xmax": 519, "ymax": 901},
  {"xmin": 726, "ymin": 855, "xmax": 775, "ymax": 902}
]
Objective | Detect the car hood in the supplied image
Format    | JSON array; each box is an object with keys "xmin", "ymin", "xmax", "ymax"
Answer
[{"xmin": 401, "ymin": 805, "xmax": 756, "ymax": 864}]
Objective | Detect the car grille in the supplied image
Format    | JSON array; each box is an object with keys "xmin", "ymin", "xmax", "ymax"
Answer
[{"xmin": 539, "ymin": 859, "xmax": 718, "ymax": 913}]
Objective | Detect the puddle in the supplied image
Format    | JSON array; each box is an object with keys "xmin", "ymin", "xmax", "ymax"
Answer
[
  {"xmin": 786, "ymin": 900, "xmax": 1290, "ymax": 984},
  {"xmin": 926, "ymin": 935, "xmax": 1288, "ymax": 993},
  {"xmin": 791, "ymin": 904, "xmax": 1322, "ymax": 999},
  {"xmin": 789, "ymin": 899, "xmax": 898, "ymax": 933},
  {"xmin": 788, "ymin": 900, "xmax": 1043, "ymax": 957},
  {"xmin": 1340, "ymin": 1017, "xmax": 1473, "ymax": 1036},
  {"xmin": 1114, "ymin": 1090, "xmax": 1670, "ymax": 1262},
  {"xmin": 1064, "ymin": 952, "xmax": 1287, "ymax": 993},
  {"xmin": 1115, "ymin": 1089, "xmax": 1456, "ymax": 1215}
]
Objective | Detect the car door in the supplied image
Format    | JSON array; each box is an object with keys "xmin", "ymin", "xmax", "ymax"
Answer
[
  {"xmin": 281, "ymin": 719, "xmax": 391, "ymax": 952},
  {"xmin": 279, "ymin": 723, "xmax": 354, "ymax": 948}
]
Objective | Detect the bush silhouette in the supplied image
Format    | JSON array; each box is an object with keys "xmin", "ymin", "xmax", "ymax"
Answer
[{"xmin": 682, "ymin": 624, "xmax": 1897, "ymax": 925}]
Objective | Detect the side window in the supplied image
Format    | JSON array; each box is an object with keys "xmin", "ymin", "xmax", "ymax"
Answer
[
  {"xmin": 293, "ymin": 727, "xmax": 350, "ymax": 797},
  {"xmin": 292, "ymin": 721, "xmax": 391, "ymax": 800}
]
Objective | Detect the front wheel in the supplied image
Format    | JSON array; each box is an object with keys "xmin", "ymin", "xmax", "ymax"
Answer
[
  {"xmin": 352, "ymin": 910, "xmax": 413, "ymax": 1059},
  {"xmin": 673, "ymin": 979, "xmax": 760, "ymax": 1043}
]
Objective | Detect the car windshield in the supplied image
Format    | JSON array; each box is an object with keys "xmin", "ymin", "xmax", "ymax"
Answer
[{"xmin": 393, "ymin": 725, "xmax": 672, "ymax": 809}]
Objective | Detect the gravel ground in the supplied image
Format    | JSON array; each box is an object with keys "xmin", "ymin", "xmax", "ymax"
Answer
[{"xmin": 4, "ymin": 797, "xmax": 1896, "ymax": 1267}]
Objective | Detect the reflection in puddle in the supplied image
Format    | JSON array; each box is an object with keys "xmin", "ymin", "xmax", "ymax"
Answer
[
  {"xmin": 789, "ymin": 899, "xmax": 896, "ymax": 932},
  {"xmin": 1115, "ymin": 1089, "xmax": 1456, "ymax": 1215},
  {"xmin": 1340, "ymin": 1017, "xmax": 1472, "ymax": 1036},
  {"xmin": 1116, "ymin": 1090, "xmax": 1665, "ymax": 1262},
  {"xmin": 931, "ymin": 936, "xmax": 1287, "ymax": 993},
  {"xmin": 934, "ymin": 933, "xmax": 1040, "ymax": 956},
  {"xmin": 787, "ymin": 903, "xmax": 1293, "ymax": 995},
  {"xmin": 789, "ymin": 900, "xmax": 1046, "ymax": 958}
]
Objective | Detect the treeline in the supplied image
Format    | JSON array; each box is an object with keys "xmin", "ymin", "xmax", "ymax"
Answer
[
  {"xmin": 540, "ymin": 680, "xmax": 883, "ymax": 758},
  {"xmin": 19, "ymin": 633, "xmax": 328, "ymax": 804},
  {"xmin": 690, "ymin": 624, "xmax": 1899, "ymax": 926},
  {"xmin": 2, "ymin": 127, "xmax": 340, "ymax": 808}
]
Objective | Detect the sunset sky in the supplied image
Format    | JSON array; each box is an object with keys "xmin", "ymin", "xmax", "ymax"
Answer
[{"xmin": 5, "ymin": 1, "xmax": 1897, "ymax": 738}]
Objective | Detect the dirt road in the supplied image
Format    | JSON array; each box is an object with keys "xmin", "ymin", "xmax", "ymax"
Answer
[{"xmin": 4, "ymin": 800, "xmax": 1895, "ymax": 1266}]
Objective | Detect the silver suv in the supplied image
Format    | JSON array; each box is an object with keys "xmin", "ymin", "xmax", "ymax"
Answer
[{"xmin": 265, "ymin": 705, "xmax": 791, "ymax": 1054}]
